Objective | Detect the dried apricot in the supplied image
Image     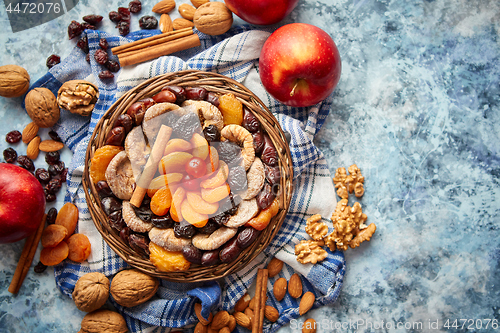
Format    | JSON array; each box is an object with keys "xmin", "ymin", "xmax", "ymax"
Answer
[
  {"xmin": 40, "ymin": 241, "xmax": 69, "ymax": 266},
  {"xmin": 191, "ymin": 133, "xmax": 209, "ymax": 160},
  {"xmin": 181, "ymin": 199, "xmax": 209, "ymax": 228},
  {"xmin": 150, "ymin": 187, "xmax": 173, "ymax": 216},
  {"xmin": 186, "ymin": 191, "xmax": 219, "ymax": 215},
  {"xmin": 55, "ymin": 202, "xmax": 79, "ymax": 239},
  {"xmin": 149, "ymin": 241, "xmax": 191, "ymax": 272},
  {"xmin": 90, "ymin": 145, "xmax": 124, "ymax": 183},
  {"xmin": 206, "ymin": 146, "xmax": 219, "ymax": 174},
  {"xmin": 200, "ymin": 161, "xmax": 228, "ymax": 189},
  {"xmin": 158, "ymin": 151, "xmax": 193, "ymax": 174},
  {"xmin": 164, "ymin": 138, "xmax": 192, "ymax": 155},
  {"xmin": 41, "ymin": 224, "xmax": 68, "ymax": 248},
  {"xmin": 67, "ymin": 233, "xmax": 91, "ymax": 262},
  {"xmin": 170, "ymin": 186, "xmax": 186, "ymax": 222},
  {"xmin": 201, "ymin": 183, "xmax": 230, "ymax": 203},
  {"xmin": 218, "ymin": 93, "xmax": 243, "ymax": 125},
  {"xmin": 246, "ymin": 198, "xmax": 280, "ymax": 231}
]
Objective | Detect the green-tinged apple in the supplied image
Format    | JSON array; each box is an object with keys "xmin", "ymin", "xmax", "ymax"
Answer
[
  {"xmin": 0, "ymin": 163, "xmax": 46, "ymax": 243},
  {"xmin": 259, "ymin": 23, "xmax": 342, "ymax": 107},
  {"xmin": 224, "ymin": 0, "xmax": 298, "ymax": 25}
]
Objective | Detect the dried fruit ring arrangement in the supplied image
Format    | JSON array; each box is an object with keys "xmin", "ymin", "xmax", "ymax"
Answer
[{"xmin": 88, "ymin": 79, "xmax": 286, "ymax": 275}]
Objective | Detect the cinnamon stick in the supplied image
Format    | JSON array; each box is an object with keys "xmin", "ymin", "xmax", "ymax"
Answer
[
  {"xmin": 118, "ymin": 33, "xmax": 201, "ymax": 67},
  {"xmin": 252, "ymin": 268, "xmax": 268, "ymax": 333},
  {"xmin": 8, "ymin": 214, "xmax": 46, "ymax": 294},
  {"xmin": 111, "ymin": 27, "xmax": 193, "ymax": 55}
]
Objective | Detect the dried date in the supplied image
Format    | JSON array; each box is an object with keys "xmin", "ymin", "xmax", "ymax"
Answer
[
  {"xmin": 219, "ymin": 237, "xmax": 241, "ymax": 263},
  {"xmin": 105, "ymin": 126, "xmax": 126, "ymax": 146},
  {"xmin": 236, "ymin": 227, "xmax": 260, "ymax": 249},
  {"xmin": 182, "ymin": 244, "xmax": 203, "ymax": 265}
]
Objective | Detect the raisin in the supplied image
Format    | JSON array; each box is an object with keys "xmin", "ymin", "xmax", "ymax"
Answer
[
  {"xmin": 68, "ymin": 20, "xmax": 83, "ymax": 39},
  {"xmin": 81, "ymin": 23, "xmax": 96, "ymax": 31},
  {"xmin": 185, "ymin": 87, "xmax": 207, "ymax": 101},
  {"xmin": 6, "ymin": 130, "xmax": 22, "ymax": 143},
  {"xmin": 242, "ymin": 108, "xmax": 260, "ymax": 133},
  {"xmin": 172, "ymin": 112, "xmax": 202, "ymax": 141},
  {"xmin": 3, "ymin": 147, "xmax": 17, "ymax": 163},
  {"xmin": 101, "ymin": 196, "xmax": 122, "ymax": 216},
  {"xmin": 118, "ymin": 7, "xmax": 131, "ymax": 22},
  {"xmin": 45, "ymin": 178, "xmax": 62, "ymax": 194},
  {"xmin": 96, "ymin": 181, "xmax": 113, "ymax": 198},
  {"xmin": 206, "ymin": 92, "xmax": 219, "ymax": 107},
  {"xmin": 99, "ymin": 70, "xmax": 114, "ymax": 80},
  {"xmin": 46, "ymin": 54, "xmax": 61, "ymax": 69},
  {"xmin": 105, "ymin": 126, "xmax": 125, "ymax": 146},
  {"xmin": 35, "ymin": 168, "xmax": 51, "ymax": 184},
  {"xmin": 48, "ymin": 161, "xmax": 65, "ymax": 176},
  {"xmin": 128, "ymin": 0, "xmax": 142, "ymax": 13},
  {"xmin": 256, "ymin": 183, "xmax": 276, "ymax": 210},
  {"xmin": 161, "ymin": 86, "xmax": 186, "ymax": 105},
  {"xmin": 45, "ymin": 151, "xmax": 60, "ymax": 165},
  {"xmin": 45, "ymin": 192, "xmax": 56, "ymax": 202},
  {"xmin": 201, "ymin": 249, "xmax": 220, "ymax": 266},
  {"xmin": 105, "ymin": 60, "xmax": 120, "ymax": 72},
  {"xmin": 118, "ymin": 22, "xmax": 130, "ymax": 36},
  {"xmin": 182, "ymin": 244, "xmax": 203, "ymax": 265},
  {"xmin": 33, "ymin": 261, "xmax": 47, "ymax": 274},
  {"xmin": 202, "ymin": 125, "xmax": 220, "ymax": 142},
  {"xmin": 108, "ymin": 210, "xmax": 126, "ymax": 230},
  {"xmin": 55, "ymin": 167, "xmax": 68, "ymax": 183},
  {"xmin": 83, "ymin": 14, "xmax": 103, "ymax": 25},
  {"xmin": 109, "ymin": 11, "xmax": 122, "ymax": 23},
  {"xmin": 113, "ymin": 114, "xmax": 133, "ymax": 133},
  {"xmin": 99, "ymin": 38, "xmax": 109, "ymax": 50},
  {"xmin": 252, "ymin": 130, "xmax": 265, "ymax": 156},
  {"xmin": 48, "ymin": 130, "xmax": 62, "ymax": 142},
  {"xmin": 76, "ymin": 35, "xmax": 89, "ymax": 53},
  {"xmin": 227, "ymin": 166, "xmax": 248, "ymax": 192},
  {"xmin": 151, "ymin": 214, "xmax": 174, "ymax": 229},
  {"xmin": 17, "ymin": 155, "xmax": 34, "ymax": 172},
  {"xmin": 129, "ymin": 234, "xmax": 149, "ymax": 257},
  {"xmin": 139, "ymin": 15, "xmax": 158, "ymax": 29},
  {"xmin": 219, "ymin": 237, "xmax": 241, "ymax": 263},
  {"xmin": 94, "ymin": 49, "xmax": 108, "ymax": 65},
  {"xmin": 217, "ymin": 141, "xmax": 241, "ymax": 164},
  {"xmin": 46, "ymin": 207, "xmax": 58, "ymax": 225},
  {"xmin": 236, "ymin": 227, "xmax": 260, "ymax": 249},
  {"xmin": 260, "ymin": 134, "xmax": 278, "ymax": 167},
  {"xmin": 197, "ymin": 219, "xmax": 219, "ymax": 234},
  {"xmin": 174, "ymin": 220, "xmax": 196, "ymax": 239}
]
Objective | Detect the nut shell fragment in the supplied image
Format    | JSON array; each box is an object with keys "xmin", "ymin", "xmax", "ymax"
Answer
[{"xmin": 57, "ymin": 80, "xmax": 99, "ymax": 116}]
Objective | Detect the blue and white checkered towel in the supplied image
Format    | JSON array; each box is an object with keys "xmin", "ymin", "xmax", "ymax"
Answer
[{"xmin": 30, "ymin": 26, "xmax": 345, "ymax": 332}]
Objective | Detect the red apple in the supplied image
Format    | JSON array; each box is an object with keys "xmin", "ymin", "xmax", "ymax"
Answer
[
  {"xmin": 259, "ymin": 23, "xmax": 342, "ymax": 107},
  {"xmin": 224, "ymin": 0, "xmax": 298, "ymax": 25},
  {"xmin": 0, "ymin": 163, "xmax": 46, "ymax": 243}
]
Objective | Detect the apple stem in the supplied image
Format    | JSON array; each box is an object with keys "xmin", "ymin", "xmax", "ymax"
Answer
[{"xmin": 290, "ymin": 80, "xmax": 299, "ymax": 97}]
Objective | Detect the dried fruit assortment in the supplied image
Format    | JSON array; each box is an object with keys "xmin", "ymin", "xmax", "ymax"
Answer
[{"xmin": 91, "ymin": 85, "xmax": 282, "ymax": 271}]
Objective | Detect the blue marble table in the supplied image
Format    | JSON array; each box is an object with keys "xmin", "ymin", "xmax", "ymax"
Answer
[{"xmin": 1, "ymin": 0, "xmax": 499, "ymax": 332}]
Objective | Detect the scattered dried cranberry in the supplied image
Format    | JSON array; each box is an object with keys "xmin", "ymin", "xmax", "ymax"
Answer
[
  {"xmin": 46, "ymin": 54, "xmax": 61, "ymax": 69},
  {"xmin": 139, "ymin": 15, "xmax": 158, "ymax": 29},
  {"xmin": 33, "ymin": 261, "xmax": 47, "ymax": 274},
  {"xmin": 46, "ymin": 207, "xmax": 58, "ymax": 224},
  {"xmin": 82, "ymin": 14, "xmax": 103, "ymax": 25},
  {"xmin": 76, "ymin": 35, "xmax": 89, "ymax": 54},
  {"xmin": 80, "ymin": 23, "xmax": 96, "ymax": 31},
  {"xmin": 68, "ymin": 20, "xmax": 83, "ymax": 39},
  {"xmin": 17, "ymin": 155, "xmax": 35, "ymax": 172},
  {"xmin": 109, "ymin": 11, "xmax": 122, "ymax": 23},
  {"xmin": 48, "ymin": 130, "xmax": 62, "ymax": 142},
  {"xmin": 85, "ymin": 54, "xmax": 90, "ymax": 63},
  {"xmin": 3, "ymin": 147, "xmax": 17, "ymax": 163},
  {"xmin": 117, "ymin": 21, "xmax": 130, "ymax": 36},
  {"xmin": 99, "ymin": 38, "xmax": 108, "ymax": 50},
  {"xmin": 105, "ymin": 60, "xmax": 120, "ymax": 72},
  {"xmin": 5, "ymin": 130, "xmax": 22, "ymax": 143},
  {"xmin": 45, "ymin": 151, "xmax": 60, "ymax": 165},
  {"xmin": 128, "ymin": 0, "xmax": 142, "ymax": 13},
  {"xmin": 94, "ymin": 49, "xmax": 108, "ymax": 65},
  {"xmin": 99, "ymin": 70, "xmax": 115, "ymax": 80},
  {"xmin": 118, "ymin": 7, "xmax": 131, "ymax": 22},
  {"xmin": 35, "ymin": 168, "xmax": 51, "ymax": 184}
]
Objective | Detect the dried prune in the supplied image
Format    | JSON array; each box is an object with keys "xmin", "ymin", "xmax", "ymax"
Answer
[
  {"xmin": 133, "ymin": 205, "xmax": 153, "ymax": 222},
  {"xmin": 45, "ymin": 192, "xmax": 56, "ymax": 202},
  {"xmin": 101, "ymin": 196, "xmax": 122, "ymax": 216},
  {"xmin": 108, "ymin": 210, "xmax": 126, "ymax": 230},
  {"xmin": 46, "ymin": 54, "xmax": 61, "ymax": 69},
  {"xmin": 106, "ymin": 60, "xmax": 120, "ymax": 72},
  {"xmin": 48, "ymin": 161, "xmax": 65, "ymax": 176},
  {"xmin": 256, "ymin": 183, "xmax": 276, "ymax": 210},
  {"xmin": 219, "ymin": 237, "xmax": 241, "ymax": 263},
  {"xmin": 252, "ymin": 130, "xmax": 265, "ymax": 156},
  {"xmin": 128, "ymin": 0, "xmax": 142, "ymax": 13},
  {"xmin": 94, "ymin": 49, "xmax": 108, "ymax": 65},
  {"xmin": 206, "ymin": 92, "xmax": 219, "ymax": 107},
  {"xmin": 242, "ymin": 108, "xmax": 260, "ymax": 133},
  {"xmin": 260, "ymin": 134, "xmax": 278, "ymax": 167},
  {"xmin": 174, "ymin": 220, "xmax": 196, "ymax": 239},
  {"xmin": 48, "ymin": 130, "xmax": 62, "ymax": 142},
  {"xmin": 129, "ymin": 233, "xmax": 150, "ymax": 257},
  {"xmin": 46, "ymin": 207, "xmax": 58, "ymax": 225},
  {"xmin": 105, "ymin": 126, "xmax": 125, "ymax": 146},
  {"xmin": 83, "ymin": 14, "xmax": 103, "ymax": 25},
  {"xmin": 185, "ymin": 87, "xmax": 207, "ymax": 101},
  {"xmin": 35, "ymin": 168, "xmax": 51, "ymax": 184},
  {"xmin": 3, "ymin": 147, "xmax": 17, "ymax": 163},
  {"xmin": 201, "ymin": 249, "xmax": 220, "ymax": 266},
  {"xmin": 161, "ymin": 86, "xmax": 186, "ymax": 105},
  {"xmin": 218, "ymin": 141, "xmax": 241, "ymax": 164},
  {"xmin": 118, "ymin": 7, "xmax": 131, "ymax": 22},
  {"xmin": 17, "ymin": 155, "xmax": 35, "ymax": 172},
  {"xmin": 113, "ymin": 114, "xmax": 133, "ymax": 133},
  {"xmin": 197, "ymin": 219, "xmax": 219, "ymax": 234},
  {"xmin": 117, "ymin": 21, "xmax": 130, "ymax": 36},
  {"xmin": 182, "ymin": 244, "xmax": 202, "ymax": 265},
  {"xmin": 202, "ymin": 124, "xmax": 220, "ymax": 142},
  {"xmin": 172, "ymin": 112, "xmax": 202, "ymax": 141},
  {"xmin": 6, "ymin": 130, "xmax": 22, "ymax": 143},
  {"xmin": 99, "ymin": 38, "xmax": 109, "ymax": 50},
  {"xmin": 109, "ymin": 11, "xmax": 122, "ymax": 23},
  {"xmin": 151, "ymin": 214, "xmax": 174, "ymax": 229},
  {"xmin": 210, "ymin": 213, "xmax": 229, "ymax": 226},
  {"xmin": 68, "ymin": 20, "xmax": 83, "ymax": 39},
  {"xmin": 99, "ymin": 70, "xmax": 114, "ymax": 80},
  {"xmin": 236, "ymin": 226, "xmax": 260, "ymax": 249},
  {"xmin": 45, "ymin": 151, "xmax": 60, "ymax": 165},
  {"xmin": 227, "ymin": 166, "xmax": 247, "ymax": 192},
  {"xmin": 139, "ymin": 16, "xmax": 158, "ymax": 29}
]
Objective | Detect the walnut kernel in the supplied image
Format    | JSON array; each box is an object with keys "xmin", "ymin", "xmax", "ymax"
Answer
[
  {"xmin": 295, "ymin": 240, "xmax": 327, "ymax": 264},
  {"xmin": 57, "ymin": 80, "xmax": 99, "ymax": 116},
  {"xmin": 304, "ymin": 214, "xmax": 328, "ymax": 241}
]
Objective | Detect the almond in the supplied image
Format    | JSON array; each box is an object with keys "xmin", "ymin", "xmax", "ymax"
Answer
[
  {"xmin": 22, "ymin": 121, "xmax": 39, "ymax": 143},
  {"xmin": 234, "ymin": 293, "xmax": 251, "ymax": 312},
  {"xmin": 264, "ymin": 305, "xmax": 279, "ymax": 322},
  {"xmin": 194, "ymin": 322, "xmax": 207, "ymax": 333},
  {"xmin": 302, "ymin": 318, "xmax": 317, "ymax": 333},
  {"xmin": 227, "ymin": 315, "xmax": 236, "ymax": 332},
  {"xmin": 191, "ymin": 0, "xmax": 209, "ymax": 8},
  {"xmin": 267, "ymin": 257, "xmax": 283, "ymax": 278},
  {"xmin": 299, "ymin": 292, "xmax": 315, "ymax": 315},
  {"xmin": 38, "ymin": 139, "xmax": 64, "ymax": 152},
  {"xmin": 273, "ymin": 277, "xmax": 287, "ymax": 301},
  {"xmin": 26, "ymin": 136, "xmax": 41, "ymax": 160},
  {"xmin": 288, "ymin": 273, "xmax": 303, "ymax": 298},
  {"xmin": 219, "ymin": 327, "xmax": 230, "ymax": 333},
  {"xmin": 194, "ymin": 303, "xmax": 213, "ymax": 325},
  {"xmin": 159, "ymin": 14, "xmax": 173, "ymax": 33},
  {"xmin": 233, "ymin": 312, "xmax": 251, "ymax": 329},
  {"xmin": 248, "ymin": 297, "xmax": 256, "ymax": 310},
  {"xmin": 179, "ymin": 3, "xmax": 196, "ymax": 21},
  {"xmin": 172, "ymin": 17, "xmax": 194, "ymax": 30},
  {"xmin": 210, "ymin": 310, "xmax": 230, "ymax": 330},
  {"xmin": 244, "ymin": 308, "xmax": 254, "ymax": 326},
  {"xmin": 152, "ymin": 0, "xmax": 176, "ymax": 14}
]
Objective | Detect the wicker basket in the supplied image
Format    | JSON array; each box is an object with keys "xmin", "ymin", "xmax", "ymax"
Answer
[{"xmin": 83, "ymin": 70, "xmax": 293, "ymax": 282}]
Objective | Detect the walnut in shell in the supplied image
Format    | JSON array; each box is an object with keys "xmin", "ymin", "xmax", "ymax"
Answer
[
  {"xmin": 110, "ymin": 269, "xmax": 159, "ymax": 307},
  {"xmin": 0, "ymin": 64, "xmax": 30, "ymax": 98},
  {"xmin": 80, "ymin": 309, "xmax": 128, "ymax": 333},
  {"xmin": 25, "ymin": 87, "xmax": 60, "ymax": 128},
  {"xmin": 193, "ymin": 2, "xmax": 233, "ymax": 36},
  {"xmin": 57, "ymin": 80, "xmax": 99, "ymax": 116},
  {"xmin": 72, "ymin": 272, "xmax": 110, "ymax": 312}
]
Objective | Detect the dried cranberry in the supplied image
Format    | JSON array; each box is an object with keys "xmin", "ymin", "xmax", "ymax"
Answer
[
  {"xmin": 99, "ymin": 70, "xmax": 115, "ymax": 80},
  {"xmin": 48, "ymin": 161, "xmax": 65, "ymax": 176},
  {"xmin": 33, "ymin": 261, "xmax": 47, "ymax": 274},
  {"xmin": 162, "ymin": 86, "xmax": 186, "ymax": 105},
  {"xmin": 260, "ymin": 134, "xmax": 278, "ymax": 167},
  {"xmin": 76, "ymin": 35, "xmax": 89, "ymax": 54},
  {"xmin": 182, "ymin": 244, "xmax": 202, "ymax": 265},
  {"xmin": 45, "ymin": 178, "xmax": 62, "ymax": 194},
  {"xmin": 129, "ymin": 233, "xmax": 150, "ymax": 257},
  {"xmin": 185, "ymin": 87, "xmax": 207, "ymax": 101},
  {"xmin": 3, "ymin": 147, "xmax": 17, "ymax": 163},
  {"xmin": 46, "ymin": 207, "xmax": 58, "ymax": 225},
  {"xmin": 201, "ymin": 249, "xmax": 220, "ymax": 266},
  {"xmin": 68, "ymin": 20, "xmax": 83, "ymax": 39},
  {"xmin": 35, "ymin": 168, "xmax": 51, "ymax": 184},
  {"xmin": 96, "ymin": 180, "xmax": 113, "ymax": 198},
  {"xmin": 105, "ymin": 60, "xmax": 120, "ymax": 73},
  {"xmin": 118, "ymin": 7, "xmax": 131, "ymax": 22},
  {"xmin": 139, "ymin": 15, "xmax": 158, "ymax": 29},
  {"xmin": 236, "ymin": 227, "xmax": 260, "ymax": 249},
  {"xmin": 17, "ymin": 155, "xmax": 35, "ymax": 172},
  {"xmin": 99, "ymin": 38, "xmax": 109, "ymax": 50},
  {"xmin": 45, "ymin": 151, "xmax": 60, "ymax": 165},
  {"xmin": 206, "ymin": 92, "xmax": 220, "ymax": 107},
  {"xmin": 46, "ymin": 54, "xmax": 61, "ymax": 69},
  {"xmin": 113, "ymin": 114, "xmax": 133, "ymax": 133},
  {"xmin": 117, "ymin": 21, "xmax": 130, "ymax": 36},
  {"xmin": 94, "ymin": 49, "xmax": 108, "ymax": 65},
  {"xmin": 109, "ymin": 11, "xmax": 122, "ymax": 23},
  {"xmin": 82, "ymin": 14, "xmax": 103, "ymax": 25},
  {"xmin": 174, "ymin": 220, "xmax": 196, "ymax": 239},
  {"xmin": 242, "ymin": 108, "xmax": 260, "ymax": 133},
  {"xmin": 6, "ymin": 130, "xmax": 22, "ymax": 143},
  {"xmin": 80, "ymin": 23, "xmax": 96, "ymax": 31},
  {"xmin": 128, "ymin": 0, "xmax": 142, "ymax": 13}
]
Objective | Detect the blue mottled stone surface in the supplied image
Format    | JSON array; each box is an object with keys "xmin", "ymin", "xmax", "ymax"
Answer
[{"xmin": 1, "ymin": 0, "xmax": 499, "ymax": 332}]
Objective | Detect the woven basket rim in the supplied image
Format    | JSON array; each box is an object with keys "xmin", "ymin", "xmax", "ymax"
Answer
[{"xmin": 82, "ymin": 70, "xmax": 293, "ymax": 282}]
